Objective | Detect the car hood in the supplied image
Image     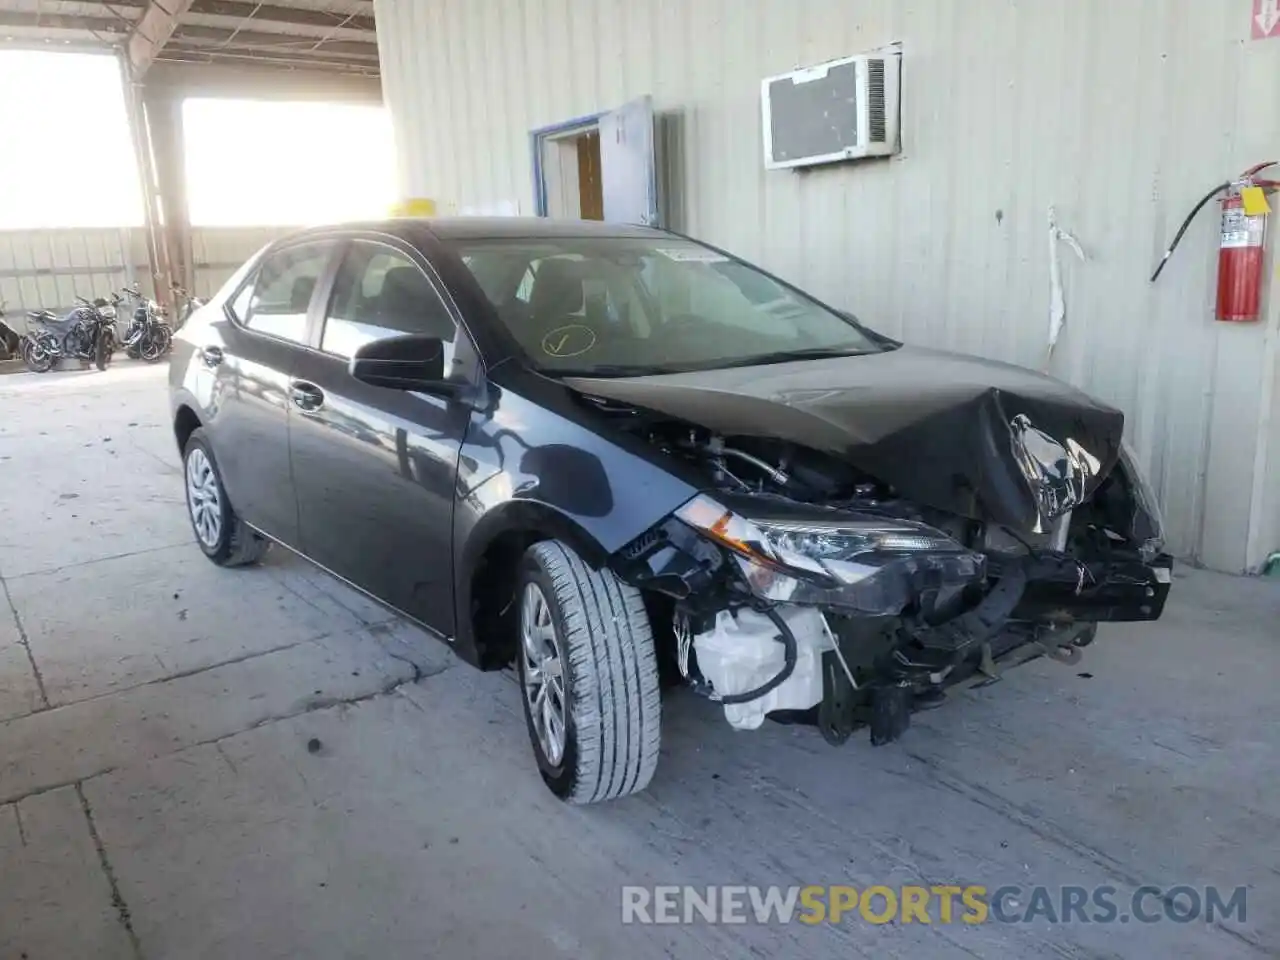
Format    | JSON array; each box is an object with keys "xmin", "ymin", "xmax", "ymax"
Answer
[{"xmin": 562, "ymin": 345, "xmax": 1125, "ymax": 532}]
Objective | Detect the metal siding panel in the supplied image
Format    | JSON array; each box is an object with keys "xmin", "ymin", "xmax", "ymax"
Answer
[
  {"xmin": 190, "ymin": 226, "xmax": 284, "ymax": 298},
  {"xmin": 496, "ymin": 0, "xmax": 526, "ymax": 209},
  {"xmin": 0, "ymin": 226, "xmax": 287, "ymax": 328},
  {"xmin": 377, "ymin": 0, "xmax": 1280, "ymax": 569},
  {"xmin": 594, "ymin": 0, "xmax": 625, "ymax": 107}
]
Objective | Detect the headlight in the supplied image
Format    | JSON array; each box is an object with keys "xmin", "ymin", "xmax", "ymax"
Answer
[
  {"xmin": 675, "ymin": 495, "xmax": 985, "ymax": 615},
  {"xmin": 1118, "ymin": 443, "xmax": 1165, "ymax": 561}
]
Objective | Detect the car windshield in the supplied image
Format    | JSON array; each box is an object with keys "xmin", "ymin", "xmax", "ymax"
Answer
[{"xmin": 456, "ymin": 236, "xmax": 885, "ymax": 376}]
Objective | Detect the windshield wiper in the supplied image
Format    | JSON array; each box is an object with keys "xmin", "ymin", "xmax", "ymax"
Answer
[
  {"xmin": 547, "ymin": 363, "xmax": 670, "ymax": 378},
  {"xmin": 708, "ymin": 346, "xmax": 874, "ymax": 370},
  {"xmin": 547, "ymin": 347, "xmax": 876, "ymax": 379}
]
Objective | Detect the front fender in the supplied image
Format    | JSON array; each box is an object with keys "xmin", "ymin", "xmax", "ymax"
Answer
[
  {"xmin": 451, "ymin": 380, "xmax": 697, "ymax": 666},
  {"xmin": 456, "ymin": 382, "xmax": 697, "ymax": 555}
]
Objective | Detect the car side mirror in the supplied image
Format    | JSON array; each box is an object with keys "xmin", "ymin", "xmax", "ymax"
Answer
[{"xmin": 348, "ymin": 334, "xmax": 453, "ymax": 393}]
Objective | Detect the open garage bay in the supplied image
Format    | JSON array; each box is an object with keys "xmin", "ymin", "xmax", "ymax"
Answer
[{"xmin": 0, "ymin": 366, "xmax": 1277, "ymax": 958}]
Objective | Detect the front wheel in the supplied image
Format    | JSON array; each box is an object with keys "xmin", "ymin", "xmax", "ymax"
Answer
[
  {"xmin": 140, "ymin": 326, "xmax": 171, "ymax": 362},
  {"xmin": 516, "ymin": 540, "xmax": 661, "ymax": 804},
  {"xmin": 94, "ymin": 328, "xmax": 113, "ymax": 370},
  {"xmin": 22, "ymin": 337, "xmax": 54, "ymax": 373}
]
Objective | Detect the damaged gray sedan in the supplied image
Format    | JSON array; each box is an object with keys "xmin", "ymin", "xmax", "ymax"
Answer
[{"xmin": 169, "ymin": 217, "xmax": 1170, "ymax": 805}]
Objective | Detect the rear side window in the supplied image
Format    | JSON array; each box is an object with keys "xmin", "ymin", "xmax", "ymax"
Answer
[
  {"xmin": 234, "ymin": 243, "xmax": 331, "ymax": 344},
  {"xmin": 320, "ymin": 242, "xmax": 456, "ymax": 358}
]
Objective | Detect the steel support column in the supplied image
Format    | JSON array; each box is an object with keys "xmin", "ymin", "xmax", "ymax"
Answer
[
  {"xmin": 141, "ymin": 90, "xmax": 193, "ymax": 300},
  {"xmin": 118, "ymin": 51, "xmax": 172, "ymax": 307}
]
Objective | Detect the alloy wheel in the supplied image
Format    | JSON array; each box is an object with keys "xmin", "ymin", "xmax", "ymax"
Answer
[
  {"xmin": 521, "ymin": 582, "xmax": 567, "ymax": 766},
  {"xmin": 185, "ymin": 447, "xmax": 222, "ymax": 548}
]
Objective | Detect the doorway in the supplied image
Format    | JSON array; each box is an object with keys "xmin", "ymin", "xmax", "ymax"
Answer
[
  {"xmin": 531, "ymin": 96, "xmax": 659, "ymax": 226},
  {"xmin": 540, "ymin": 126, "xmax": 604, "ymax": 220}
]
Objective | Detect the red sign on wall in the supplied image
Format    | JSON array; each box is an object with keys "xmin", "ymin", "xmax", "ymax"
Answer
[{"xmin": 1254, "ymin": 0, "xmax": 1280, "ymax": 39}]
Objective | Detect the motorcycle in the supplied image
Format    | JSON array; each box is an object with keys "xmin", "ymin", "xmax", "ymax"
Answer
[
  {"xmin": 22, "ymin": 293, "xmax": 121, "ymax": 373},
  {"xmin": 171, "ymin": 285, "xmax": 205, "ymax": 332},
  {"xmin": 120, "ymin": 285, "xmax": 173, "ymax": 362},
  {"xmin": 0, "ymin": 300, "xmax": 21, "ymax": 361}
]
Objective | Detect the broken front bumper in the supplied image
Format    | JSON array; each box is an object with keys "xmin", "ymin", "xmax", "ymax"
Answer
[
  {"xmin": 615, "ymin": 510, "xmax": 1173, "ymax": 745},
  {"xmin": 1009, "ymin": 551, "xmax": 1173, "ymax": 623}
]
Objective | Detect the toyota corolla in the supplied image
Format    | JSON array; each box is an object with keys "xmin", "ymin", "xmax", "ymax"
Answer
[{"xmin": 170, "ymin": 218, "xmax": 1171, "ymax": 804}]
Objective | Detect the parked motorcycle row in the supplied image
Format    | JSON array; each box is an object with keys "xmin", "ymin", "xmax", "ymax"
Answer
[{"xmin": 15, "ymin": 284, "xmax": 180, "ymax": 374}]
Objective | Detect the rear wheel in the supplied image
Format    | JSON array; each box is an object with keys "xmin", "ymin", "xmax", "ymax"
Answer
[
  {"xmin": 516, "ymin": 540, "xmax": 661, "ymax": 804},
  {"xmin": 183, "ymin": 428, "xmax": 270, "ymax": 567}
]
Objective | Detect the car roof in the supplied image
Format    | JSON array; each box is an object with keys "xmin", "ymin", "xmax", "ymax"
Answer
[
  {"xmin": 284, "ymin": 216, "xmax": 671, "ymax": 247},
  {"xmin": 423, "ymin": 217, "xmax": 669, "ymax": 240}
]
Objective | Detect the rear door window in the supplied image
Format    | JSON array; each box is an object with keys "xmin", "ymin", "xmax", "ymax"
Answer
[{"xmin": 238, "ymin": 243, "xmax": 332, "ymax": 344}]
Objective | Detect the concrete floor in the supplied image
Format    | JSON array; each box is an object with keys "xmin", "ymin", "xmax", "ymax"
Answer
[{"xmin": 0, "ymin": 364, "xmax": 1277, "ymax": 959}]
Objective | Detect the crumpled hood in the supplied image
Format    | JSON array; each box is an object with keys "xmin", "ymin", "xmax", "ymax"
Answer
[{"xmin": 563, "ymin": 344, "xmax": 1125, "ymax": 531}]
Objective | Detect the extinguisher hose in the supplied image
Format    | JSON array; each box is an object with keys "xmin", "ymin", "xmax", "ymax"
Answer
[{"xmin": 1150, "ymin": 181, "xmax": 1230, "ymax": 282}]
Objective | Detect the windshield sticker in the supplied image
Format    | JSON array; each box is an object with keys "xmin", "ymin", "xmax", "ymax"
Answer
[
  {"xmin": 541, "ymin": 324, "xmax": 598, "ymax": 358},
  {"xmin": 654, "ymin": 247, "xmax": 730, "ymax": 263}
]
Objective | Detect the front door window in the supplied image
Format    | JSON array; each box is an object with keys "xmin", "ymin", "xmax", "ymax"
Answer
[{"xmin": 321, "ymin": 243, "xmax": 456, "ymax": 359}]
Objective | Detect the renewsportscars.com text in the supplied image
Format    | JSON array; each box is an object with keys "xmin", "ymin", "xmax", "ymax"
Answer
[{"xmin": 621, "ymin": 884, "xmax": 1247, "ymax": 926}]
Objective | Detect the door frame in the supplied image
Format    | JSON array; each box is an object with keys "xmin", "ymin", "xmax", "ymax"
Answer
[{"xmin": 529, "ymin": 113, "xmax": 603, "ymax": 218}]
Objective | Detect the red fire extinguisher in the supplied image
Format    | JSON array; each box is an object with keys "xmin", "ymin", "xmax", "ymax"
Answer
[
  {"xmin": 1217, "ymin": 174, "xmax": 1270, "ymax": 322},
  {"xmin": 1151, "ymin": 161, "xmax": 1279, "ymax": 322}
]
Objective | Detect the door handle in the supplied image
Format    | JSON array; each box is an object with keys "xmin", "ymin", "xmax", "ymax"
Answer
[
  {"xmin": 202, "ymin": 345, "xmax": 224, "ymax": 368},
  {"xmin": 290, "ymin": 380, "xmax": 324, "ymax": 411}
]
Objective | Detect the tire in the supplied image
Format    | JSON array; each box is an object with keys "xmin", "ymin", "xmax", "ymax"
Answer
[
  {"xmin": 516, "ymin": 540, "xmax": 661, "ymax": 804},
  {"xmin": 94, "ymin": 328, "xmax": 112, "ymax": 370},
  {"xmin": 141, "ymin": 327, "xmax": 170, "ymax": 362},
  {"xmin": 182, "ymin": 428, "xmax": 270, "ymax": 567},
  {"xmin": 22, "ymin": 337, "xmax": 54, "ymax": 373}
]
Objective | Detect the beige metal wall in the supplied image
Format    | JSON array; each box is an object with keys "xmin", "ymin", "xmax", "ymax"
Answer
[
  {"xmin": 190, "ymin": 226, "xmax": 282, "ymax": 299},
  {"xmin": 373, "ymin": 0, "xmax": 1280, "ymax": 572},
  {"xmin": 0, "ymin": 229, "xmax": 145, "ymax": 329},
  {"xmin": 0, "ymin": 226, "xmax": 288, "ymax": 332}
]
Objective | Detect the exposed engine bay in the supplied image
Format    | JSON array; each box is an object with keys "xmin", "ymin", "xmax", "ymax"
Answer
[{"xmin": 608, "ymin": 414, "xmax": 1172, "ymax": 747}]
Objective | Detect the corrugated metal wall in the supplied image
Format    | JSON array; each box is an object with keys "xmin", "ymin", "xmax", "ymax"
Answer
[
  {"xmin": 190, "ymin": 226, "xmax": 282, "ymax": 299},
  {"xmin": 374, "ymin": 0, "xmax": 1280, "ymax": 572},
  {"xmin": 0, "ymin": 229, "xmax": 145, "ymax": 330},
  {"xmin": 0, "ymin": 226, "xmax": 288, "ymax": 333}
]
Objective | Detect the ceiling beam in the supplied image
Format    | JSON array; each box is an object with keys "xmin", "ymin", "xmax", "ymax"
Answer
[
  {"xmin": 0, "ymin": 11, "xmax": 133, "ymax": 36},
  {"xmin": 146, "ymin": 57, "xmax": 381, "ymax": 100},
  {"xmin": 0, "ymin": 37, "xmax": 122, "ymax": 55},
  {"xmin": 81, "ymin": 0, "xmax": 374, "ymax": 27},
  {"xmin": 186, "ymin": 1, "xmax": 375, "ymax": 33},
  {"xmin": 165, "ymin": 40, "xmax": 378, "ymax": 66},
  {"xmin": 156, "ymin": 49, "xmax": 378, "ymax": 76},
  {"xmin": 170, "ymin": 24, "xmax": 379, "ymax": 58},
  {"xmin": 128, "ymin": 0, "xmax": 196, "ymax": 77}
]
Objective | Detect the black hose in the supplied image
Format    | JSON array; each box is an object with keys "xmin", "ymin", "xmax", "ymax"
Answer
[
  {"xmin": 717, "ymin": 605, "xmax": 799, "ymax": 705},
  {"xmin": 1150, "ymin": 181, "xmax": 1230, "ymax": 282}
]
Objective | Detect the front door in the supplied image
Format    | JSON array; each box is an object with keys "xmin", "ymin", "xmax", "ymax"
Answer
[
  {"xmin": 206, "ymin": 241, "xmax": 333, "ymax": 545},
  {"xmin": 288, "ymin": 239, "xmax": 470, "ymax": 635}
]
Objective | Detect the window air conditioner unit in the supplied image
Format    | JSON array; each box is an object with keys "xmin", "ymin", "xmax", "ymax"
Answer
[{"xmin": 761, "ymin": 49, "xmax": 901, "ymax": 170}]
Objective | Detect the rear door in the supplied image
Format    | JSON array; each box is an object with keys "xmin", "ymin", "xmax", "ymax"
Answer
[
  {"xmin": 288, "ymin": 238, "xmax": 472, "ymax": 634},
  {"xmin": 204, "ymin": 241, "xmax": 334, "ymax": 545}
]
